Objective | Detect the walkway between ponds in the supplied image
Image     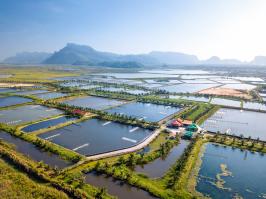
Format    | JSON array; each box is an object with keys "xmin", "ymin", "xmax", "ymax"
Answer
[{"xmin": 85, "ymin": 126, "xmax": 164, "ymax": 161}]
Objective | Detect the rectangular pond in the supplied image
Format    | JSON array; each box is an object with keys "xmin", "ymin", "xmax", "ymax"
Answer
[
  {"xmin": 243, "ymin": 102, "xmax": 266, "ymax": 111},
  {"xmin": 85, "ymin": 171, "xmax": 158, "ymax": 199},
  {"xmin": 38, "ymin": 118, "xmax": 153, "ymax": 156},
  {"xmin": 181, "ymin": 96, "xmax": 210, "ymax": 103},
  {"xmin": 220, "ymin": 83, "xmax": 256, "ymax": 90},
  {"xmin": 15, "ymin": 89, "xmax": 50, "ymax": 95},
  {"xmin": 21, "ymin": 116, "xmax": 76, "ymax": 133},
  {"xmin": 196, "ymin": 143, "xmax": 266, "ymax": 199},
  {"xmin": 0, "ymin": 96, "xmax": 32, "ymax": 108},
  {"xmin": 62, "ymin": 96, "xmax": 126, "ymax": 110},
  {"xmin": 210, "ymin": 98, "xmax": 241, "ymax": 108},
  {"xmin": 0, "ymin": 131, "xmax": 71, "ymax": 168},
  {"xmin": 135, "ymin": 139, "xmax": 189, "ymax": 178},
  {"xmin": 34, "ymin": 92, "xmax": 68, "ymax": 100},
  {"xmin": 201, "ymin": 108, "xmax": 266, "ymax": 141},
  {"xmin": 98, "ymin": 87, "xmax": 149, "ymax": 95},
  {"xmin": 0, "ymin": 105, "xmax": 64, "ymax": 126},
  {"xmin": 161, "ymin": 83, "xmax": 220, "ymax": 93},
  {"xmin": 107, "ymin": 102, "xmax": 182, "ymax": 122}
]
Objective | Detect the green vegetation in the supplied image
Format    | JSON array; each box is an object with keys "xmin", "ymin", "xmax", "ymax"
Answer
[
  {"xmin": 0, "ymin": 157, "xmax": 69, "ymax": 199},
  {"xmin": 0, "ymin": 67, "xmax": 79, "ymax": 82}
]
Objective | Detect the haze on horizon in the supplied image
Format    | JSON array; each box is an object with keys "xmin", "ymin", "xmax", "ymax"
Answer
[{"xmin": 0, "ymin": 0, "xmax": 266, "ymax": 61}]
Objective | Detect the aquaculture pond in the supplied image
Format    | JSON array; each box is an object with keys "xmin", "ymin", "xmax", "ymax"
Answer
[
  {"xmin": 98, "ymin": 87, "xmax": 148, "ymax": 95},
  {"xmin": 107, "ymin": 102, "xmax": 182, "ymax": 122},
  {"xmin": 85, "ymin": 171, "xmax": 158, "ymax": 199},
  {"xmin": 161, "ymin": 83, "xmax": 220, "ymax": 93},
  {"xmin": 15, "ymin": 89, "xmax": 49, "ymax": 95},
  {"xmin": 38, "ymin": 119, "xmax": 153, "ymax": 156},
  {"xmin": 243, "ymin": 102, "xmax": 266, "ymax": 111},
  {"xmin": 34, "ymin": 92, "xmax": 68, "ymax": 100},
  {"xmin": 210, "ymin": 97, "xmax": 241, "ymax": 108},
  {"xmin": 0, "ymin": 88, "xmax": 19, "ymax": 93},
  {"xmin": 135, "ymin": 139, "xmax": 189, "ymax": 178},
  {"xmin": 0, "ymin": 131, "xmax": 71, "ymax": 168},
  {"xmin": 181, "ymin": 96, "xmax": 210, "ymax": 103},
  {"xmin": 0, "ymin": 96, "xmax": 32, "ymax": 107},
  {"xmin": 196, "ymin": 143, "xmax": 266, "ymax": 199},
  {"xmin": 0, "ymin": 105, "xmax": 63, "ymax": 125},
  {"xmin": 63, "ymin": 96, "xmax": 126, "ymax": 110},
  {"xmin": 220, "ymin": 83, "xmax": 256, "ymax": 90},
  {"xmin": 201, "ymin": 108, "xmax": 266, "ymax": 141},
  {"xmin": 21, "ymin": 116, "xmax": 76, "ymax": 133}
]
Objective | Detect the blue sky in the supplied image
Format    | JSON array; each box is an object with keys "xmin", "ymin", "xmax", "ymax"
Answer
[{"xmin": 0, "ymin": 0, "xmax": 266, "ymax": 61}]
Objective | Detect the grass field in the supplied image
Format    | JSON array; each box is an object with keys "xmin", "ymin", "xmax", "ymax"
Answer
[
  {"xmin": 0, "ymin": 158, "xmax": 69, "ymax": 199},
  {"xmin": 0, "ymin": 67, "xmax": 79, "ymax": 82}
]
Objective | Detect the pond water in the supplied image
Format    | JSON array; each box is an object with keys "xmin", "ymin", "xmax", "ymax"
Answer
[
  {"xmin": 181, "ymin": 79, "xmax": 215, "ymax": 84},
  {"xmin": 181, "ymin": 96, "xmax": 210, "ymax": 103},
  {"xmin": 135, "ymin": 139, "xmax": 189, "ymax": 178},
  {"xmin": 85, "ymin": 171, "xmax": 158, "ymax": 199},
  {"xmin": 34, "ymin": 92, "xmax": 68, "ymax": 100},
  {"xmin": 0, "ymin": 96, "xmax": 32, "ymax": 107},
  {"xmin": 107, "ymin": 102, "xmax": 182, "ymax": 122},
  {"xmin": 210, "ymin": 98, "xmax": 241, "ymax": 108},
  {"xmin": 201, "ymin": 108, "xmax": 266, "ymax": 141},
  {"xmin": 196, "ymin": 143, "xmax": 266, "ymax": 199},
  {"xmin": 220, "ymin": 83, "xmax": 256, "ymax": 90},
  {"xmin": 15, "ymin": 89, "xmax": 50, "ymax": 95},
  {"xmin": 243, "ymin": 102, "xmax": 266, "ymax": 111},
  {"xmin": 0, "ymin": 105, "xmax": 63, "ymax": 126},
  {"xmin": 0, "ymin": 131, "xmax": 71, "ymax": 168},
  {"xmin": 93, "ymin": 73, "xmax": 181, "ymax": 79},
  {"xmin": 161, "ymin": 83, "xmax": 220, "ymax": 93},
  {"xmin": 140, "ymin": 69, "xmax": 210, "ymax": 75},
  {"xmin": 38, "ymin": 119, "xmax": 152, "ymax": 156},
  {"xmin": 21, "ymin": 116, "xmax": 76, "ymax": 133},
  {"xmin": 0, "ymin": 88, "xmax": 18, "ymax": 93},
  {"xmin": 231, "ymin": 76, "xmax": 264, "ymax": 82},
  {"xmin": 63, "ymin": 96, "xmax": 126, "ymax": 110},
  {"xmin": 98, "ymin": 87, "xmax": 148, "ymax": 95}
]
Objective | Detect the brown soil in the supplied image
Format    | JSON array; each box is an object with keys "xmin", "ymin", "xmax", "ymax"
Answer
[{"xmin": 197, "ymin": 87, "xmax": 251, "ymax": 99}]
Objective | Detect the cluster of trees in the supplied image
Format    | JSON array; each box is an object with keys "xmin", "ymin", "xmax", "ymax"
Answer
[{"xmin": 165, "ymin": 137, "xmax": 199, "ymax": 188}]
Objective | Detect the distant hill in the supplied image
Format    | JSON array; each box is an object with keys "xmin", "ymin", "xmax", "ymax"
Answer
[
  {"xmin": 4, "ymin": 43, "xmax": 266, "ymax": 66},
  {"xmin": 3, "ymin": 52, "xmax": 51, "ymax": 64},
  {"xmin": 148, "ymin": 51, "xmax": 199, "ymax": 65},
  {"xmin": 43, "ymin": 43, "xmax": 157, "ymax": 66},
  {"xmin": 250, "ymin": 56, "xmax": 266, "ymax": 65},
  {"xmin": 202, "ymin": 56, "xmax": 243, "ymax": 65}
]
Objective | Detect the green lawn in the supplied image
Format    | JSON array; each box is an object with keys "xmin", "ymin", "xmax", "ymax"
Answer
[{"xmin": 0, "ymin": 158, "xmax": 69, "ymax": 199}]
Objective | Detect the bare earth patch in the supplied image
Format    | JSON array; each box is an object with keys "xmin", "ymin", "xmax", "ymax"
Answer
[
  {"xmin": 0, "ymin": 83, "xmax": 35, "ymax": 87},
  {"xmin": 198, "ymin": 87, "xmax": 251, "ymax": 99}
]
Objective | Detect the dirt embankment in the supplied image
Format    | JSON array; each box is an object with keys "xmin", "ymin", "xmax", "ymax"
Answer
[{"xmin": 197, "ymin": 87, "xmax": 252, "ymax": 99}]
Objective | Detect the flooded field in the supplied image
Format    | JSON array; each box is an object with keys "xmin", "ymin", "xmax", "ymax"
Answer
[
  {"xmin": 210, "ymin": 98, "xmax": 241, "ymax": 108},
  {"xmin": 107, "ymin": 102, "xmax": 182, "ymax": 122},
  {"xmin": 34, "ymin": 92, "xmax": 68, "ymax": 100},
  {"xmin": 85, "ymin": 171, "xmax": 157, "ymax": 199},
  {"xmin": 98, "ymin": 87, "xmax": 148, "ymax": 95},
  {"xmin": 21, "ymin": 116, "xmax": 76, "ymax": 133},
  {"xmin": 135, "ymin": 139, "xmax": 189, "ymax": 178},
  {"xmin": 201, "ymin": 108, "xmax": 266, "ymax": 140},
  {"xmin": 243, "ymin": 102, "xmax": 266, "ymax": 111},
  {"xmin": 196, "ymin": 143, "xmax": 266, "ymax": 199},
  {"xmin": 181, "ymin": 96, "xmax": 210, "ymax": 102},
  {"xmin": 38, "ymin": 119, "xmax": 152, "ymax": 156},
  {"xmin": 15, "ymin": 89, "xmax": 50, "ymax": 95},
  {"xmin": 161, "ymin": 83, "xmax": 220, "ymax": 93},
  {"xmin": 0, "ymin": 105, "xmax": 63, "ymax": 125},
  {"xmin": 0, "ymin": 131, "xmax": 71, "ymax": 168},
  {"xmin": 63, "ymin": 96, "xmax": 125, "ymax": 110},
  {"xmin": 0, "ymin": 88, "xmax": 18, "ymax": 93},
  {"xmin": 220, "ymin": 83, "xmax": 256, "ymax": 90},
  {"xmin": 0, "ymin": 96, "xmax": 32, "ymax": 107}
]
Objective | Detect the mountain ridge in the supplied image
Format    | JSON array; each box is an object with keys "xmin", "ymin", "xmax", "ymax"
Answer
[{"xmin": 2, "ymin": 43, "xmax": 266, "ymax": 66}]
